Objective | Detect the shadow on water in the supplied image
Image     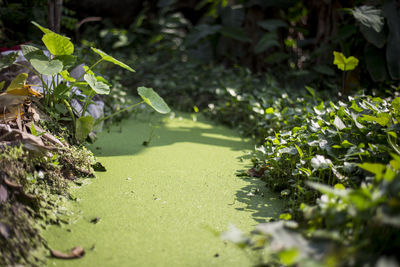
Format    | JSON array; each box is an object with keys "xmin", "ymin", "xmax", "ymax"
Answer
[
  {"xmin": 91, "ymin": 111, "xmax": 282, "ymax": 223},
  {"xmin": 92, "ymin": 112, "xmax": 251, "ymax": 157},
  {"xmin": 234, "ymin": 174, "xmax": 282, "ymax": 223}
]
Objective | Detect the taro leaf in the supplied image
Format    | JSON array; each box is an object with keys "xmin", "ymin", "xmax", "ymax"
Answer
[
  {"xmin": 84, "ymin": 74, "xmax": 110, "ymax": 95},
  {"xmin": 21, "ymin": 45, "xmax": 41, "ymax": 61},
  {"xmin": 258, "ymin": 19, "xmax": 288, "ymax": 31},
  {"xmin": 383, "ymin": 0, "xmax": 400, "ymax": 80},
  {"xmin": 364, "ymin": 44, "xmax": 388, "ymax": 82},
  {"xmin": 351, "ymin": 5, "xmax": 384, "ymax": 33},
  {"xmin": 7, "ymin": 73, "xmax": 28, "ymax": 91},
  {"xmin": 91, "ymin": 47, "xmax": 135, "ymax": 72},
  {"xmin": 333, "ymin": 51, "xmax": 359, "ymax": 71},
  {"xmin": 137, "ymin": 87, "xmax": 170, "ymax": 114},
  {"xmin": 55, "ymin": 55, "xmax": 77, "ymax": 70},
  {"xmin": 219, "ymin": 26, "xmax": 252, "ymax": 43},
  {"xmin": 0, "ymin": 52, "xmax": 17, "ymax": 70},
  {"xmin": 311, "ymin": 155, "xmax": 332, "ymax": 170},
  {"xmin": 31, "ymin": 52, "xmax": 63, "ymax": 76},
  {"xmin": 75, "ymin": 115, "xmax": 95, "ymax": 141},
  {"xmin": 333, "ymin": 116, "xmax": 346, "ymax": 130},
  {"xmin": 360, "ymin": 24, "xmax": 386, "ymax": 48},
  {"xmin": 42, "ymin": 32, "xmax": 74, "ymax": 56},
  {"xmin": 31, "ymin": 21, "xmax": 52, "ymax": 34},
  {"xmin": 254, "ymin": 33, "xmax": 280, "ymax": 54}
]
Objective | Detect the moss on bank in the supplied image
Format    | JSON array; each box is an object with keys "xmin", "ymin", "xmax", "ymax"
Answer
[{"xmin": 0, "ymin": 144, "xmax": 96, "ymax": 266}]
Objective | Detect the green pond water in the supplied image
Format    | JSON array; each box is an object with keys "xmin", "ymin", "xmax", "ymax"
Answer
[{"xmin": 44, "ymin": 112, "xmax": 282, "ymax": 267}]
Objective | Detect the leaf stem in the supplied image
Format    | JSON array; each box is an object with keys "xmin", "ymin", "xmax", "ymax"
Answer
[
  {"xmin": 341, "ymin": 71, "xmax": 346, "ymax": 97},
  {"xmin": 81, "ymin": 92, "xmax": 95, "ymax": 117},
  {"xmin": 95, "ymin": 101, "xmax": 144, "ymax": 125},
  {"xmin": 63, "ymin": 99, "xmax": 76, "ymax": 128}
]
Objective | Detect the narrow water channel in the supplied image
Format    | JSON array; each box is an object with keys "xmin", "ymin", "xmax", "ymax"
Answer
[{"xmin": 44, "ymin": 113, "xmax": 282, "ymax": 267}]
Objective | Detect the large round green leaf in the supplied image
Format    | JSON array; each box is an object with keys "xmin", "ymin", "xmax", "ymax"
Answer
[
  {"xmin": 42, "ymin": 32, "xmax": 74, "ymax": 56},
  {"xmin": 30, "ymin": 51, "xmax": 63, "ymax": 75},
  {"xmin": 84, "ymin": 74, "xmax": 110, "ymax": 95},
  {"xmin": 91, "ymin": 47, "xmax": 135, "ymax": 72},
  {"xmin": 55, "ymin": 55, "xmax": 77, "ymax": 70},
  {"xmin": 137, "ymin": 87, "xmax": 170, "ymax": 114},
  {"xmin": 75, "ymin": 115, "xmax": 95, "ymax": 142},
  {"xmin": 21, "ymin": 45, "xmax": 40, "ymax": 61}
]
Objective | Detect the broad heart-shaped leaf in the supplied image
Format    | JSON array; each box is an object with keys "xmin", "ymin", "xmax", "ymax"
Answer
[
  {"xmin": 90, "ymin": 47, "xmax": 135, "ymax": 72},
  {"xmin": 21, "ymin": 45, "xmax": 40, "ymax": 61},
  {"xmin": 351, "ymin": 5, "xmax": 384, "ymax": 33},
  {"xmin": 84, "ymin": 74, "xmax": 110, "ymax": 95},
  {"xmin": 42, "ymin": 32, "xmax": 74, "ymax": 56},
  {"xmin": 30, "ymin": 51, "xmax": 63, "ymax": 75},
  {"xmin": 7, "ymin": 73, "xmax": 28, "ymax": 91},
  {"xmin": 31, "ymin": 21, "xmax": 52, "ymax": 34},
  {"xmin": 333, "ymin": 51, "xmax": 359, "ymax": 71},
  {"xmin": 137, "ymin": 87, "xmax": 170, "ymax": 114},
  {"xmin": 75, "ymin": 115, "xmax": 95, "ymax": 142},
  {"xmin": 54, "ymin": 55, "xmax": 77, "ymax": 70},
  {"xmin": 360, "ymin": 24, "xmax": 385, "ymax": 48}
]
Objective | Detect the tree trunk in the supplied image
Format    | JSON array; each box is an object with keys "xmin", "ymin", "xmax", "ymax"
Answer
[{"xmin": 47, "ymin": 0, "xmax": 63, "ymax": 33}]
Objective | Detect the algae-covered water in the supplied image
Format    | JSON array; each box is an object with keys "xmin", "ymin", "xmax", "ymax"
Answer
[{"xmin": 44, "ymin": 113, "xmax": 282, "ymax": 267}]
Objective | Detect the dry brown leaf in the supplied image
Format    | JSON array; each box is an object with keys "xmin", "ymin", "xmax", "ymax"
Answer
[{"xmin": 51, "ymin": 246, "xmax": 85, "ymax": 259}]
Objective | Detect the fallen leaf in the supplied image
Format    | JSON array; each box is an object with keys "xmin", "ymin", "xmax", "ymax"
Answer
[{"xmin": 51, "ymin": 246, "xmax": 85, "ymax": 259}]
